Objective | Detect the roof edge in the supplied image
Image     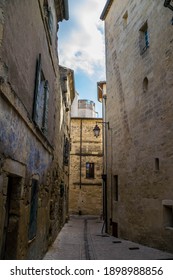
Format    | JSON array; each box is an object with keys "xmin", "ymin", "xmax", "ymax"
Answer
[
  {"xmin": 63, "ymin": 0, "xmax": 69, "ymax": 20},
  {"xmin": 55, "ymin": 0, "xmax": 69, "ymax": 22},
  {"xmin": 100, "ymin": 0, "xmax": 113, "ymax": 20}
]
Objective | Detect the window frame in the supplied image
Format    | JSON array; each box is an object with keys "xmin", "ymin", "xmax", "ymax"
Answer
[
  {"xmin": 33, "ymin": 54, "xmax": 49, "ymax": 136},
  {"xmin": 86, "ymin": 162, "xmax": 95, "ymax": 179},
  {"xmin": 113, "ymin": 175, "xmax": 119, "ymax": 201},
  {"xmin": 139, "ymin": 21, "xmax": 149, "ymax": 55},
  {"xmin": 43, "ymin": 0, "xmax": 53, "ymax": 45}
]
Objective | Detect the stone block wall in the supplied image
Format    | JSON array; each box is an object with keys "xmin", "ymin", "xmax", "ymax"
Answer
[
  {"xmin": 0, "ymin": 0, "xmax": 70, "ymax": 259},
  {"xmin": 104, "ymin": 0, "xmax": 173, "ymax": 252},
  {"xmin": 69, "ymin": 118, "xmax": 103, "ymax": 215}
]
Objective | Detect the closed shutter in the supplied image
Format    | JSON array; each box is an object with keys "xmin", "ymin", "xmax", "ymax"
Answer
[{"xmin": 33, "ymin": 53, "xmax": 41, "ymax": 124}]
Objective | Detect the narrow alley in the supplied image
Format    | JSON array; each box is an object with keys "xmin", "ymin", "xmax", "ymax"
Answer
[
  {"xmin": 43, "ymin": 215, "xmax": 173, "ymax": 260},
  {"xmin": 1, "ymin": 0, "xmax": 173, "ymax": 264}
]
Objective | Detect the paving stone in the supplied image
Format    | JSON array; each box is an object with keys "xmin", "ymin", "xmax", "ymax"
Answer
[{"xmin": 43, "ymin": 215, "xmax": 173, "ymax": 260}]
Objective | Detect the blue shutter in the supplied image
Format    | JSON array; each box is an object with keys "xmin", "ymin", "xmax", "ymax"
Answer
[
  {"xmin": 145, "ymin": 31, "xmax": 149, "ymax": 48},
  {"xmin": 33, "ymin": 54, "xmax": 41, "ymax": 124},
  {"xmin": 42, "ymin": 80, "xmax": 49, "ymax": 135}
]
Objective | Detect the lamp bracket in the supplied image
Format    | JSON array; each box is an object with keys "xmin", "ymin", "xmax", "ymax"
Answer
[{"xmin": 96, "ymin": 121, "xmax": 110, "ymax": 129}]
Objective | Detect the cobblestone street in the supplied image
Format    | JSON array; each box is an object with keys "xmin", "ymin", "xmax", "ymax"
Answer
[{"xmin": 43, "ymin": 215, "xmax": 173, "ymax": 260}]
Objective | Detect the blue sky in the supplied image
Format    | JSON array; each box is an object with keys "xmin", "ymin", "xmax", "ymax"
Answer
[{"xmin": 58, "ymin": 0, "xmax": 107, "ymax": 117}]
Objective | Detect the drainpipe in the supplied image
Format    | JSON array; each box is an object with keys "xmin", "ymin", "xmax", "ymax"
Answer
[
  {"xmin": 103, "ymin": 95, "xmax": 108, "ymax": 233},
  {"xmin": 79, "ymin": 119, "xmax": 82, "ymax": 189}
]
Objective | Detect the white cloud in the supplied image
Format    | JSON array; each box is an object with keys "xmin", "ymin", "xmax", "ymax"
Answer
[{"xmin": 58, "ymin": 0, "xmax": 106, "ymax": 79}]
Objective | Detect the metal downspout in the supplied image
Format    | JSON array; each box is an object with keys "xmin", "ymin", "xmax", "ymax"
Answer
[{"xmin": 79, "ymin": 119, "xmax": 82, "ymax": 189}]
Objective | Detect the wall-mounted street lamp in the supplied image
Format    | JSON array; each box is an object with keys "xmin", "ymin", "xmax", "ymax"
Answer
[
  {"xmin": 93, "ymin": 122, "xmax": 109, "ymax": 138},
  {"xmin": 93, "ymin": 124, "xmax": 101, "ymax": 137},
  {"xmin": 93, "ymin": 120, "xmax": 110, "ymax": 233},
  {"xmin": 164, "ymin": 0, "xmax": 173, "ymax": 11}
]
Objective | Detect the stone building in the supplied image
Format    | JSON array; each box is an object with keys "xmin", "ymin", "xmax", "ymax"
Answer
[
  {"xmin": 101, "ymin": 0, "xmax": 173, "ymax": 252},
  {"xmin": 71, "ymin": 95, "xmax": 98, "ymax": 118},
  {"xmin": 59, "ymin": 65, "xmax": 75, "ymax": 222},
  {"xmin": 0, "ymin": 0, "xmax": 75, "ymax": 260},
  {"xmin": 69, "ymin": 99, "xmax": 103, "ymax": 215}
]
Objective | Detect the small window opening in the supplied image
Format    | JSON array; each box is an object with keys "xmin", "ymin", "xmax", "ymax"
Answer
[
  {"xmin": 139, "ymin": 21, "xmax": 149, "ymax": 55},
  {"xmin": 163, "ymin": 205, "xmax": 173, "ymax": 228},
  {"xmin": 113, "ymin": 175, "xmax": 118, "ymax": 201},
  {"xmin": 143, "ymin": 77, "xmax": 148, "ymax": 92},
  {"xmin": 43, "ymin": 0, "xmax": 53, "ymax": 44},
  {"xmin": 155, "ymin": 158, "xmax": 160, "ymax": 171},
  {"xmin": 123, "ymin": 11, "xmax": 128, "ymax": 29},
  {"xmin": 86, "ymin": 162, "xmax": 94, "ymax": 179}
]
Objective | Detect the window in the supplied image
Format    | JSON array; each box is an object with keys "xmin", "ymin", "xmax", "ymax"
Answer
[
  {"xmin": 162, "ymin": 200, "xmax": 173, "ymax": 229},
  {"xmin": 28, "ymin": 179, "xmax": 39, "ymax": 240},
  {"xmin": 155, "ymin": 158, "xmax": 160, "ymax": 171},
  {"xmin": 33, "ymin": 54, "xmax": 49, "ymax": 135},
  {"xmin": 48, "ymin": 7, "xmax": 53, "ymax": 36},
  {"xmin": 143, "ymin": 77, "xmax": 148, "ymax": 92},
  {"xmin": 63, "ymin": 137, "xmax": 70, "ymax": 166},
  {"xmin": 164, "ymin": 206, "xmax": 173, "ymax": 228},
  {"xmin": 113, "ymin": 175, "xmax": 118, "ymax": 201},
  {"xmin": 86, "ymin": 163, "xmax": 94, "ymax": 179},
  {"xmin": 43, "ymin": 0, "xmax": 53, "ymax": 44},
  {"xmin": 123, "ymin": 11, "xmax": 128, "ymax": 29},
  {"xmin": 139, "ymin": 21, "xmax": 149, "ymax": 55}
]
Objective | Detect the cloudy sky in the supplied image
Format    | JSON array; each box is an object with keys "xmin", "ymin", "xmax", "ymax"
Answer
[{"xmin": 58, "ymin": 0, "xmax": 107, "ymax": 117}]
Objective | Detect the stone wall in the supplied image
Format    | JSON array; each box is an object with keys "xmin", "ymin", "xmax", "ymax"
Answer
[
  {"xmin": 0, "ymin": 0, "xmax": 70, "ymax": 259},
  {"xmin": 104, "ymin": 0, "xmax": 173, "ymax": 252},
  {"xmin": 69, "ymin": 118, "xmax": 103, "ymax": 215}
]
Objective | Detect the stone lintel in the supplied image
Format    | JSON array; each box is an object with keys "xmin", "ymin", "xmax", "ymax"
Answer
[
  {"xmin": 3, "ymin": 158, "xmax": 26, "ymax": 178},
  {"xmin": 162, "ymin": 200, "xmax": 173, "ymax": 206},
  {"xmin": 73, "ymin": 182, "xmax": 102, "ymax": 186}
]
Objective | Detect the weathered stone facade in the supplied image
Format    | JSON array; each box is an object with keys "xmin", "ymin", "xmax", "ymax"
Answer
[
  {"xmin": 69, "ymin": 118, "xmax": 103, "ymax": 215},
  {"xmin": 59, "ymin": 65, "xmax": 75, "ymax": 222},
  {"xmin": 0, "ymin": 0, "xmax": 74, "ymax": 259},
  {"xmin": 102, "ymin": 0, "xmax": 173, "ymax": 252}
]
